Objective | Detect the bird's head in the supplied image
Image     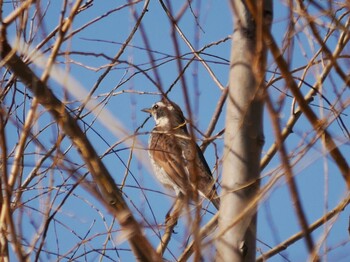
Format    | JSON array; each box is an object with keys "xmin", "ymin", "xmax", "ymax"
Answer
[{"xmin": 142, "ymin": 99, "xmax": 186, "ymax": 130}]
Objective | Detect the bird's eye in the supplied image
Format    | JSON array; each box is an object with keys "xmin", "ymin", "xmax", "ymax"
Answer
[{"xmin": 153, "ymin": 104, "xmax": 159, "ymax": 110}]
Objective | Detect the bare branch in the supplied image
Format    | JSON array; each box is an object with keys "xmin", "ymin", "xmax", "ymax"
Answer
[{"xmin": 0, "ymin": 36, "xmax": 161, "ymax": 261}]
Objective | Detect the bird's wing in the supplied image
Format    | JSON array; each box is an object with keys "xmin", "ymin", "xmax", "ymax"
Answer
[
  {"xmin": 195, "ymin": 144, "xmax": 220, "ymax": 209},
  {"xmin": 180, "ymin": 138, "xmax": 213, "ymax": 183},
  {"xmin": 150, "ymin": 132, "xmax": 190, "ymax": 195},
  {"xmin": 180, "ymin": 138, "xmax": 220, "ymax": 208}
]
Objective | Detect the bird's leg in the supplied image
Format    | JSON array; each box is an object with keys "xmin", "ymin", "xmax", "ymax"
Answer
[
  {"xmin": 165, "ymin": 194, "xmax": 184, "ymax": 222},
  {"xmin": 157, "ymin": 195, "xmax": 184, "ymax": 254},
  {"xmin": 165, "ymin": 202, "xmax": 175, "ymax": 221}
]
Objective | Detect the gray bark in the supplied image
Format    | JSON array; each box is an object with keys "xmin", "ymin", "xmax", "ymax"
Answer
[{"xmin": 217, "ymin": 1, "xmax": 273, "ymax": 261}]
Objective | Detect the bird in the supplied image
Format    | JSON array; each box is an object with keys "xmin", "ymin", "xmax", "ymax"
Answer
[{"xmin": 142, "ymin": 98, "xmax": 220, "ymax": 211}]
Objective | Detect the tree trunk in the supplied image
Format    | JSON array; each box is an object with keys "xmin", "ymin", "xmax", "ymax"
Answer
[{"xmin": 217, "ymin": 1, "xmax": 273, "ymax": 261}]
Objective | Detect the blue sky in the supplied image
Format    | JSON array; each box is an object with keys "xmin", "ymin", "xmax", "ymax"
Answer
[{"xmin": 2, "ymin": 0, "xmax": 350, "ymax": 261}]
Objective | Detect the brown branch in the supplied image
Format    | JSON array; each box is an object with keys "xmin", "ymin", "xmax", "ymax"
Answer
[
  {"xmin": 40, "ymin": 0, "xmax": 83, "ymax": 83},
  {"xmin": 266, "ymin": 30, "xmax": 350, "ymax": 187},
  {"xmin": 266, "ymin": 94, "xmax": 317, "ymax": 258},
  {"xmin": 201, "ymin": 88, "xmax": 228, "ymax": 152},
  {"xmin": 261, "ymin": 14, "xmax": 350, "ymax": 170},
  {"xmin": 78, "ymin": 0, "xmax": 150, "ymax": 115},
  {"xmin": 247, "ymin": 5, "xmax": 350, "ymax": 188},
  {"xmin": 8, "ymin": 98, "xmax": 38, "ymax": 191},
  {"xmin": 156, "ymin": 198, "xmax": 183, "ymax": 255},
  {"xmin": 0, "ymin": 36, "xmax": 161, "ymax": 262},
  {"xmin": 128, "ymin": 0, "xmax": 164, "ymax": 93},
  {"xmin": 158, "ymin": 0, "xmax": 225, "ymax": 90},
  {"xmin": 0, "ymin": 108, "xmax": 26, "ymax": 261},
  {"xmin": 0, "ymin": 106, "xmax": 10, "ymax": 261},
  {"xmin": 178, "ymin": 213, "xmax": 218, "ymax": 262},
  {"xmin": 257, "ymin": 193, "xmax": 350, "ymax": 261},
  {"xmin": 2, "ymin": 0, "xmax": 35, "ymax": 25},
  {"xmin": 178, "ymin": 148, "xmax": 297, "ymax": 260},
  {"xmin": 296, "ymin": 0, "xmax": 350, "ymax": 86}
]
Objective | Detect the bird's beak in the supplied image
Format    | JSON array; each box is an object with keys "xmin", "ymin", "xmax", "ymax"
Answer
[{"xmin": 141, "ymin": 107, "xmax": 152, "ymax": 114}]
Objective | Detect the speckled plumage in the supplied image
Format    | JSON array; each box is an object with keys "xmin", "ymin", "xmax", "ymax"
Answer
[{"xmin": 142, "ymin": 99, "xmax": 220, "ymax": 210}]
